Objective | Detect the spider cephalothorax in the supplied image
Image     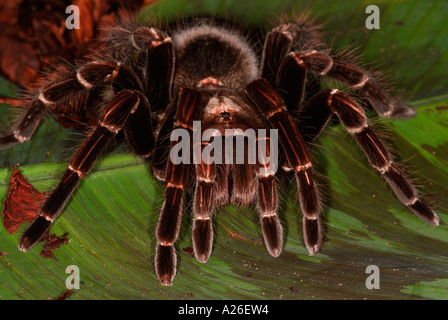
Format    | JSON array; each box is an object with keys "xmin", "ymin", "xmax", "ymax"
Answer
[{"xmin": 0, "ymin": 15, "xmax": 440, "ymax": 286}]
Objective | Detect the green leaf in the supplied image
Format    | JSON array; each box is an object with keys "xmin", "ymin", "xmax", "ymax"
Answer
[{"xmin": 1, "ymin": 0, "xmax": 447, "ymax": 300}]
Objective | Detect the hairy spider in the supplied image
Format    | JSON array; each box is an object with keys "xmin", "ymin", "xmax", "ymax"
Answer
[{"xmin": 0, "ymin": 14, "xmax": 440, "ymax": 286}]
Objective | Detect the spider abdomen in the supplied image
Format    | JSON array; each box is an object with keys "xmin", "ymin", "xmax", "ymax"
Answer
[{"xmin": 172, "ymin": 24, "xmax": 259, "ymax": 90}]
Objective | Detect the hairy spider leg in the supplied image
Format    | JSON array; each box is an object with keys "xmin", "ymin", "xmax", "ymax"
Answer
[
  {"xmin": 16, "ymin": 57, "xmax": 156, "ymax": 250},
  {"xmin": 114, "ymin": 27, "xmax": 175, "ymax": 157},
  {"xmin": 277, "ymin": 56, "xmax": 331, "ymax": 144},
  {"xmin": 0, "ymin": 95, "xmax": 22, "ymax": 107},
  {"xmin": 123, "ymin": 93, "xmax": 155, "ymax": 158},
  {"xmin": 72, "ymin": 60, "xmax": 156, "ymax": 157},
  {"xmin": 276, "ymin": 52, "xmax": 308, "ymax": 112},
  {"xmin": 260, "ymin": 23, "xmax": 311, "ymax": 173},
  {"xmin": 152, "ymin": 102, "xmax": 177, "ymax": 180},
  {"xmin": 297, "ymin": 89, "xmax": 440, "ymax": 226},
  {"xmin": 260, "ymin": 20, "xmax": 414, "ymax": 119},
  {"xmin": 155, "ymin": 87, "xmax": 203, "ymax": 286},
  {"xmin": 261, "ymin": 23, "xmax": 302, "ymax": 87},
  {"xmin": 256, "ymin": 135, "xmax": 283, "ymax": 257},
  {"xmin": 0, "ymin": 23, "xmax": 174, "ymax": 152},
  {"xmin": 0, "ymin": 59, "xmax": 147, "ymax": 150},
  {"xmin": 0, "ymin": 97, "xmax": 46, "ymax": 149},
  {"xmin": 117, "ymin": 26, "xmax": 175, "ymax": 111},
  {"xmin": 18, "ymin": 89, "xmax": 145, "ymax": 251},
  {"xmin": 261, "ymin": 21, "xmax": 323, "ymax": 111},
  {"xmin": 192, "ymin": 139, "xmax": 216, "ymax": 263},
  {"xmin": 245, "ymin": 78, "xmax": 323, "ymax": 255},
  {"xmin": 289, "ymin": 50, "xmax": 415, "ymax": 119},
  {"xmin": 110, "ymin": 25, "xmax": 178, "ymax": 173}
]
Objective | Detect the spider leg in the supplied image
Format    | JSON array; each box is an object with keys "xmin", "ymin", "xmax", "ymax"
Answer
[
  {"xmin": 261, "ymin": 23, "xmax": 311, "ymax": 113},
  {"xmin": 261, "ymin": 24, "xmax": 301, "ymax": 87},
  {"xmin": 155, "ymin": 87, "xmax": 203, "ymax": 286},
  {"xmin": 287, "ymin": 50, "xmax": 415, "ymax": 119},
  {"xmin": 259, "ymin": 24, "xmax": 321, "ymax": 173},
  {"xmin": 108, "ymin": 28, "xmax": 175, "ymax": 158},
  {"xmin": 123, "ymin": 94, "xmax": 155, "ymax": 158},
  {"xmin": 256, "ymin": 135, "xmax": 283, "ymax": 256},
  {"xmin": 301, "ymin": 89, "xmax": 440, "ymax": 225},
  {"xmin": 0, "ymin": 95, "xmax": 21, "ymax": 107},
  {"xmin": 192, "ymin": 140, "xmax": 216, "ymax": 263},
  {"xmin": 123, "ymin": 26, "xmax": 175, "ymax": 110},
  {"xmin": 231, "ymin": 162, "xmax": 257, "ymax": 204},
  {"xmin": 245, "ymin": 78, "xmax": 323, "ymax": 255},
  {"xmin": 292, "ymin": 86, "xmax": 333, "ymax": 144},
  {"xmin": 0, "ymin": 97, "xmax": 46, "ymax": 149},
  {"xmin": 18, "ymin": 90, "xmax": 143, "ymax": 252},
  {"xmin": 151, "ymin": 102, "xmax": 177, "ymax": 181},
  {"xmin": 0, "ymin": 60, "xmax": 144, "ymax": 149},
  {"xmin": 122, "ymin": 27, "xmax": 173, "ymax": 158},
  {"xmin": 109, "ymin": 25, "xmax": 177, "ymax": 165},
  {"xmin": 276, "ymin": 52, "xmax": 307, "ymax": 112}
]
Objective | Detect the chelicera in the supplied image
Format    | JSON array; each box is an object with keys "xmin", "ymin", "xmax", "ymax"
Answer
[{"xmin": 0, "ymin": 15, "xmax": 439, "ymax": 286}]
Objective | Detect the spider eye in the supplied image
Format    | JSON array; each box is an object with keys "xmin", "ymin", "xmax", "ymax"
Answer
[{"xmin": 219, "ymin": 111, "xmax": 232, "ymax": 121}]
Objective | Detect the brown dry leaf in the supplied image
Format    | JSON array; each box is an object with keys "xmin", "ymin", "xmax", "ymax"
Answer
[
  {"xmin": 0, "ymin": 0, "xmax": 151, "ymax": 89},
  {"xmin": 2, "ymin": 165, "xmax": 69, "ymax": 260},
  {"xmin": 55, "ymin": 289, "xmax": 73, "ymax": 300},
  {"xmin": 40, "ymin": 232, "xmax": 69, "ymax": 261},
  {"xmin": 2, "ymin": 164, "xmax": 46, "ymax": 234},
  {"xmin": 0, "ymin": 0, "xmax": 69, "ymax": 88}
]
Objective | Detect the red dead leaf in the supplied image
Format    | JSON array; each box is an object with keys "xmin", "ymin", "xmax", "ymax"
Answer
[
  {"xmin": 40, "ymin": 232, "xmax": 69, "ymax": 261},
  {"xmin": 2, "ymin": 165, "xmax": 46, "ymax": 234},
  {"xmin": 2, "ymin": 165, "xmax": 69, "ymax": 260},
  {"xmin": 56, "ymin": 289, "xmax": 73, "ymax": 300},
  {"xmin": 182, "ymin": 246, "xmax": 194, "ymax": 258},
  {"xmin": 0, "ymin": 0, "xmax": 152, "ymax": 89}
]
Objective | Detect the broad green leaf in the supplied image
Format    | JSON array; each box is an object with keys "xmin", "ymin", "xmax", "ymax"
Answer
[{"xmin": 0, "ymin": 0, "xmax": 447, "ymax": 300}]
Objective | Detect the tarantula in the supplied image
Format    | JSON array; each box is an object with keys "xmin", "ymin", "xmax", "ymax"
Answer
[{"xmin": 0, "ymin": 14, "xmax": 440, "ymax": 286}]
